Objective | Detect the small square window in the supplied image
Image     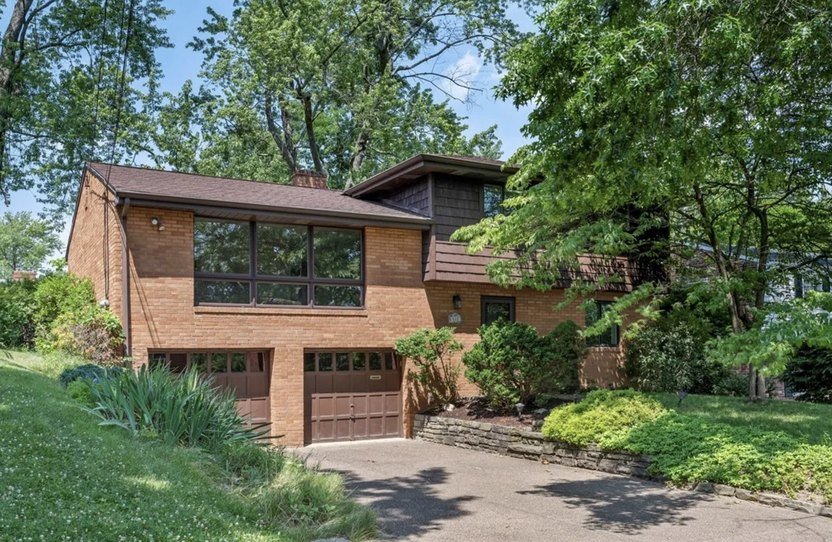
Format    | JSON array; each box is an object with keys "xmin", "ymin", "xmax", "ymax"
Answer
[
  {"xmin": 190, "ymin": 353, "xmax": 208, "ymax": 372},
  {"xmin": 336, "ymin": 353, "xmax": 350, "ymax": 371},
  {"xmin": 586, "ymin": 301, "xmax": 620, "ymax": 347},
  {"xmin": 211, "ymin": 353, "xmax": 228, "ymax": 373},
  {"xmin": 169, "ymin": 353, "xmax": 187, "ymax": 373},
  {"xmin": 149, "ymin": 353, "xmax": 167, "ymax": 369},
  {"xmin": 483, "ymin": 184, "xmax": 505, "ymax": 218},
  {"xmin": 352, "ymin": 352, "xmax": 366, "ymax": 371},
  {"xmin": 304, "ymin": 353, "xmax": 316, "ymax": 372},
  {"xmin": 369, "ymin": 352, "xmax": 382, "ymax": 371},
  {"xmin": 230, "ymin": 353, "xmax": 246, "ymax": 372},
  {"xmin": 318, "ymin": 353, "xmax": 333, "ymax": 372},
  {"xmin": 481, "ymin": 296, "xmax": 516, "ymax": 325}
]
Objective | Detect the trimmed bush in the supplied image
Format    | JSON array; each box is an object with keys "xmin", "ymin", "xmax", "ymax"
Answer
[
  {"xmin": 395, "ymin": 327, "xmax": 463, "ymax": 406},
  {"xmin": 33, "ymin": 272, "xmax": 95, "ymax": 337},
  {"xmin": 541, "ymin": 389, "xmax": 665, "ymax": 448},
  {"xmin": 784, "ymin": 346, "xmax": 832, "ymax": 403},
  {"xmin": 90, "ymin": 365, "xmax": 267, "ymax": 451},
  {"xmin": 463, "ymin": 320, "xmax": 584, "ymax": 409}
]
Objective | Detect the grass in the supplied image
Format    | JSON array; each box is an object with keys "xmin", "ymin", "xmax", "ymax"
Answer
[
  {"xmin": 543, "ymin": 390, "xmax": 832, "ymax": 503},
  {"xmin": 0, "ymin": 350, "xmax": 375, "ymax": 541}
]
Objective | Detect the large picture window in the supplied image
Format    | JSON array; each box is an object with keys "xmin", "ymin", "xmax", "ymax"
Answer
[
  {"xmin": 585, "ymin": 300, "xmax": 620, "ymax": 347},
  {"xmin": 194, "ymin": 218, "xmax": 363, "ymax": 307}
]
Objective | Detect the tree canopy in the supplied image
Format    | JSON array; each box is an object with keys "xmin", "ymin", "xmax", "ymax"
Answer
[
  {"xmin": 453, "ymin": 0, "xmax": 832, "ymax": 390},
  {"xmin": 0, "ymin": 211, "xmax": 61, "ymax": 279},
  {"xmin": 0, "ymin": 0, "xmax": 171, "ymax": 215},
  {"xmin": 152, "ymin": 0, "xmax": 518, "ymax": 188}
]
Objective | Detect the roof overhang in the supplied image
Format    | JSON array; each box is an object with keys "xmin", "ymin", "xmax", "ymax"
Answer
[
  {"xmin": 344, "ymin": 154, "xmax": 519, "ymax": 198},
  {"xmin": 120, "ymin": 195, "xmax": 432, "ymax": 230}
]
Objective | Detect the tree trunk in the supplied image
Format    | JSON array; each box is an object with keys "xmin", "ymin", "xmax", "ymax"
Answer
[
  {"xmin": 0, "ymin": 0, "xmax": 33, "ymax": 202},
  {"xmin": 264, "ymin": 92, "xmax": 296, "ymax": 173},
  {"xmin": 301, "ymin": 93, "xmax": 323, "ymax": 173}
]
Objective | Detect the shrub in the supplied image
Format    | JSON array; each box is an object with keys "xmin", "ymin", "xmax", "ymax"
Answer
[
  {"xmin": 463, "ymin": 320, "xmax": 584, "ymax": 409},
  {"xmin": 0, "ymin": 280, "xmax": 36, "ymax": 348},
  {"xmin": 711, "ymin": 370, "xmax": 749, "ymax": 397},
  {"xmin": 395, "ymin": 327, "xmax": 463, "ymax": 406},
  {"xmin": 625, "ymin": 312, "xmax": 729, "ymax": 394},
  {"xmin": 216, "ymin": 441, "xmax": 286, "ymax": 487},
  {"xmin": 541, "ymin": 389, "xmax": 666, "ymax": 448},
  {"xmin": 66, "ymin": 379, "xmax": 95, "ymax": 407},
  {"xmin": 90, "ymin": 365, "xmax": 267, "ymax": 451},
  {"xmin": 59, "ymin": 363, "xmax": 123, "ymax": 387},
  {"xmin": 33, "ymin": 272, "xmax": 95, "ymax": 336},
  {"xmin": 783, "ymin": 346, "xmax": 832, "ymax": 403},
  {"xmin": 48, "ymin": 305, "xmax": 124, "ymax": 364}
]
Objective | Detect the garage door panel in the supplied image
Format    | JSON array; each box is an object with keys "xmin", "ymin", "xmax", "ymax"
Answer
[
  {"xmin": 351, "ymin": 395, "xmax": 369, "ymax": 418},
  {"xmin": 305, "ymin": 350, "xmax": 402, "ymax": 444}
]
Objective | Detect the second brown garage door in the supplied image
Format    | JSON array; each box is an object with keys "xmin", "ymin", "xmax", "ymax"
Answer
[{"xmin": 304, "ymin": 350, "xmax": 402, "ymax": 444}]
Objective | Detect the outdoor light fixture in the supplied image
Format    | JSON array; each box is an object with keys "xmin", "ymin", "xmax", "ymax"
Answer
[
  {"xmin": 515, "ymin": 402, "xmax": 525, "ymax": 419},
  {"xmin": 150, "ymin": 216, "xmax": 165, "ymax": 231},
  {"xmin": 452, "ymin": 294, "xmax": 462, "ymax": 309}
]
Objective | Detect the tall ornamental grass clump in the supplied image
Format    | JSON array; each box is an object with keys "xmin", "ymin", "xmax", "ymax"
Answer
[{"xmin": 90, "ymin": 365, "xmax": 267, "ymax": 450}]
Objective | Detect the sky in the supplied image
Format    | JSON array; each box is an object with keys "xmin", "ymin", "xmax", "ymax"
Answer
[{"xmin": 3, "ymin": 1, "xmax": 535, "ymax": 249}]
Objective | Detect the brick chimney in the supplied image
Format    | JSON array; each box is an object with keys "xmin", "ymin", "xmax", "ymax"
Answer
[{"xmin": 291, "ymin": 169, "xmax": 329, "ymax": 190}]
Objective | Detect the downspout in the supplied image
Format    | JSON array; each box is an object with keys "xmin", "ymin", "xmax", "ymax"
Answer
[{"xmin": 119, "ymin": 197, "xmax": 132, "ymax": 358}]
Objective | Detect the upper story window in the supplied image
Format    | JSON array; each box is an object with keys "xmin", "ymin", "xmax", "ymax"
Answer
[
  {"xmin": 483, "ymin": 184, "xmax": 506, "ymax": 218},
  {"xmin": 194, "ymin": 218, "xmax": 363, "ymax": 308},
  {"xmin": 585, "ymin": 300, "xmax": 619, "ymax": 347},
  {"xmin": 481, "ymin": 296, "xmax": 516, "ymax": 325}
]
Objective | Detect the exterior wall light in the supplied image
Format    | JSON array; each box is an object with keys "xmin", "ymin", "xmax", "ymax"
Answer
[
  {"xmin": 150, "ymin": 216, "xmax": 165, "ymax": 231},
  {"xmin": 452, "ymin": 294, "xmax": 462, "ymax": 309}
]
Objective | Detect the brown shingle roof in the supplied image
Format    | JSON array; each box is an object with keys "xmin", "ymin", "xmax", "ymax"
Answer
[{"xmin": 86, "ymin": 162, "xmax": 431, "ymax": 225}]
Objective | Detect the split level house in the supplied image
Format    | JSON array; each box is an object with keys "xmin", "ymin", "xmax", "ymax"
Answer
[{"xmin": 67, "ymin": 154, "xmax": 638, "ymax": 446}]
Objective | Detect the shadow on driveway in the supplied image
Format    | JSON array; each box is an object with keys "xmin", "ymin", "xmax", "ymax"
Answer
[
  {"xmin": 328, "ymin": 466, "xmax": 477, "ymax": 538},
  {"xmin": 518, "ymin": 476, "xmax": 710, "ymax": 535}
]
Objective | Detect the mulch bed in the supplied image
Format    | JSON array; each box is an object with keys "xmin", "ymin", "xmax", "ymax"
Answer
[{"xmin": 426, "ymin": 396, "xmax": 572, "ymax": 430}]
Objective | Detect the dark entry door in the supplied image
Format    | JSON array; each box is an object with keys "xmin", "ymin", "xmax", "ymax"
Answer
[{"xmin": 304, "ymin": 350, "xmax": 402, "ymax": 443}]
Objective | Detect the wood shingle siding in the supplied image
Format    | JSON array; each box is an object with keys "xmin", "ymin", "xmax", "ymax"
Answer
[{"xmin": 433, "ymin": 175, "xmax": 485, "ymax": 240}]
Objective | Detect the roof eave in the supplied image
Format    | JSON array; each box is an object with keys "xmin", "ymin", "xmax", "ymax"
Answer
[{"xmin": 121, "ymin": 193, "xmax": 433, "ymax": 230}]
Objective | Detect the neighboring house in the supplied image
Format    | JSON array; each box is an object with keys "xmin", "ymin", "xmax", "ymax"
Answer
[{"xmin": 66, "ymin": 155, "xmax": 637, "ymax": 446}]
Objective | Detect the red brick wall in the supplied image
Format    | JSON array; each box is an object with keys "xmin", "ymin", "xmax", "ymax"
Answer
[
  {"xmin": 72, "ymin": 200, "xmax": 628, "ymax": 446},
  {"xmin": 66, "ymin": 172, "xmax": 124, "ymax": 321}
]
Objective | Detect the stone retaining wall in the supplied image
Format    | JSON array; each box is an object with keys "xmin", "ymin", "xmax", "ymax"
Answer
[
  {"xmin": 413, "ymin": 414, "xmax": 832, "ymax": 519},
  {"xmin": 413, "ymin": 414, "xmax": 652, "ymax": 479}
]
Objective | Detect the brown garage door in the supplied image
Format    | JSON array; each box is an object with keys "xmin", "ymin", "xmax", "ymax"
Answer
[
  {"xmin": 304, "ymin": 350, "xmax": 402, "ymax": 444},
  {"xmin": 148, "ymin": 351, "xmax": 271, "ymax": 424}
]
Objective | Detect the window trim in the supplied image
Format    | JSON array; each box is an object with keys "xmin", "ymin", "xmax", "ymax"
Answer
[
  {"xmin": 481, "ymin": 295, "xmax": 516, "ymax": 325},
  {"xmin": 586, "ymin": 300, "xmax": 620, "ymax": 347},
  {"xmin": 194, "ymin": 218, "xmax": 365, "ymax": 308},
  {"xmin": 482, "ymin": 183, "xmax": 506, "ymax": 218}
]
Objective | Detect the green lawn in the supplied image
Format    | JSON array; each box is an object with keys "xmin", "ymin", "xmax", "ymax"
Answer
[
  {"xmin": 652, "ymin": 392, "xmax": 832, "ymax": 445},
  {"xmin": 0, "ymin": 351, "xmax": 373, "ymax": 541}
]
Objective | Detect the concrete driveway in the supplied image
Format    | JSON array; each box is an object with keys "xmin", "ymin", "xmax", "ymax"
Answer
[{"xmin": 301, "ymin": 439, "xmax": 831, "ymax": 541}]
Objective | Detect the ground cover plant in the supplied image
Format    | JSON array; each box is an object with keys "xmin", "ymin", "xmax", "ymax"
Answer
[
  {"xmin": 543, "ymin": 390, "xmax": 832, "ymax": 503},
  {"xmin": 0, "ymin": 351, "xmax": 376, "ymax": 541}
]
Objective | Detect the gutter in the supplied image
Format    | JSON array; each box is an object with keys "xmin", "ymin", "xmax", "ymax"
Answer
[{"xmin": 119, "ymin": 197, "xmax": 132, "ymax": 357}]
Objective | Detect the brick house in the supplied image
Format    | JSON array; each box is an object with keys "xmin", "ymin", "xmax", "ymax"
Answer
[{"xmin": 67, "ymin": 155, "xmax": 631, "ymax": 446}]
